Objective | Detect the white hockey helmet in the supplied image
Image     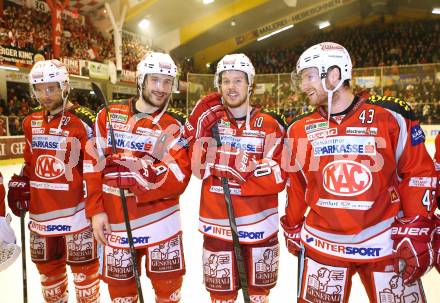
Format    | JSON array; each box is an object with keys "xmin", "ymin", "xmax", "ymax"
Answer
[
  {"xmin": 296, "ymin": 42, "xmax": 352, "ymax": 83},
  {"xmin": 137, "ymin": 51, "xmax": 178, "ymax": 92},
  {"xmin": 29, "ymin": 59, "xmax": 70, "ymax": 91},
  {"xmin": 214, "ymin": 53, "xmax": 255, "ymax": 90}
]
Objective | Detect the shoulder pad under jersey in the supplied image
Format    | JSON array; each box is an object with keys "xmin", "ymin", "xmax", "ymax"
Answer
[
  {"xmin": 30, "ymin": 105, "xmax": 42, "ymax": 114},
  {"xmin": 366, "ymin": 95, "xmax": 415, "ymax": 120},
  {"xmin": 166, "ymin": 108, "xmax": 187, "ymax": 125},
  {"xmin": 73, "ymin": 106, "xmax": 96, "ymax": 128},
  {"xmin": 261, "ymin": 109, "xmax": 287, "ymax": 129},
  {"xmin": 289, "ymin": 109, "xmax": 317, "ymax": 126},
  {"xmin": 96, "ymin": 99, "xmax": 128, "ymax": 113}
]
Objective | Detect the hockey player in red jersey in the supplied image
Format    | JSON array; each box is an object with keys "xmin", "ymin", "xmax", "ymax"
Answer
[
  {"xmin": 85, "ymin": 52, "xmax": 191, "ymax": 303},
  {"xmin": 7, "ymin": 59, "xmax": 100, "ymax": 302},
  {"xmin": 185, "ymin": 54, "xmax": 286, "ymax": 303},
  {"xmin": 0, "ymin": 172, "xmax": 21, "ymax": 272},
  {"xmin": 281, "ymin": 42, "xmax": 437, "ymax": 303}
]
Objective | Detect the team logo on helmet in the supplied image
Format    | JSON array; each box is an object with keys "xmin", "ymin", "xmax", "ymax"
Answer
[
  {"xmin": 320, "ymin": 42, "xmax": 344, "ymax": 51},
  {"xmin": 159, "ymin": 62, "xmax": 171, "ymax": 70}
]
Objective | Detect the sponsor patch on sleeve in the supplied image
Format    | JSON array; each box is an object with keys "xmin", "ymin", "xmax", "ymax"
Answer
[{"xmin": 410, "ymin": 125, "xmax": 425, "ymax": 145}]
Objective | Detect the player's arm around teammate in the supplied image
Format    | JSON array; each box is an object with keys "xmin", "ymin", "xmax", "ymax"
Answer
[{"xmin": 84, "ymin": 52, "xmax": 191, "ymax": 303}]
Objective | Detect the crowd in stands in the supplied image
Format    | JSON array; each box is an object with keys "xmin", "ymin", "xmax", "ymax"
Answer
[
  {"xmin": 0, "ymin": 5, "xmax": 52, "ymax": 58},
  {"xmin": 246, "ymin": 19, "xmax": 440, "ymax": 74}
]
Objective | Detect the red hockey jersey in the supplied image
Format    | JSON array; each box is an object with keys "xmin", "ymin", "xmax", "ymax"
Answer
[
  {"xmin": 22, "ymin": 106, "xmax": 95, "ymax": 236},
  {"xmin": 84, "ymin": 98, "xmax": 191, "ymax": 249},
  {"xmin": 189, "ymin": 108, "xmax": 286, "ymax": 244},
  {"xmin": 283, "ymin": 94, "xmax": 436, "ymax": 262}
]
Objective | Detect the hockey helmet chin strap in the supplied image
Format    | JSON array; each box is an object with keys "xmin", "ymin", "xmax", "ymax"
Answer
[
  {"xmin": 56, "ymin": 87, "xmax": 70, "ymax": 130},
  {"xmin": 321, "ymin": 77, "xmax": 344, "ymax": 126}
]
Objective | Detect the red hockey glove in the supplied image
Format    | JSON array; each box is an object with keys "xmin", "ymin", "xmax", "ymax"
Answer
[
  {"xmin": 7, "ymin": 175, "xmax": 30, "ymax": 217},
  {"xmin": 433, "ymin": 213, "xmax": 440, "ymax": 273},
  {"xmin": 103, "ymin": 154, "xmax": 157, "ymax": 196},
  {"xmin": 208, "ymin": 146, "xmax": 257, "ymax": 184},
  {"xmin": 391, "ymin": 215, "xmax": 435, "ymax": 284},
  {"xmin": 280, "ymin": 215, "xmax": 302, "ymax": 256},
  {"xmin": 184, "ymin": 93, "xmax": 224, "ymax": 140}
]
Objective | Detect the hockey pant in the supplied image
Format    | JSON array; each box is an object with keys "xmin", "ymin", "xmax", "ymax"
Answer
[
  {"xmin": 203, "ymin": 235, "xmax": 279, "ymax": 303},
  {"xmin": 30, "ymin": 227, "xmax": 99, "ymax": 303},
  {"xmin": 297, "ymin": 248, "xmax": 427, "ymax": 303},
  {"xmin": 99, "ymin": 232, "xmax": 185, "ymax": 303}
]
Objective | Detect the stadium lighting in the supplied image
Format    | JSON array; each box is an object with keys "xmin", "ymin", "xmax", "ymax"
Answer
[
  {"xmin": 433, "ymin": 8, "xmax": 440, "ymax": 14},
  {"xmin": 0, "ymin": 65, "xmax": 19, "ymax": 71},
  {"xmin": 203, "ymin": 0, "xmax": 215, "ymax": 4},
  {"xmin": 319, "ymin": 21, "xmax": 331, "ymax": 29},
  {"xmin": 138, "ymin": 19, "xmax": 150, "ymax": 30},
  {"xmin": 257, "ymin": 24, "xmax": 293, "ymax": 42}
]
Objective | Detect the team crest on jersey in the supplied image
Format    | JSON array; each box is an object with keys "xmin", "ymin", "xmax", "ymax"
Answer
[
  {"xmin": 105, "ymin": 247, "xmax": 134, "ymax": 280},
  {"xmin": 302, "ymin": 258, "xmax": 347, "ymax": 303},
  {"xmin": 203, "ymin": 250, "xmax": 233, "ymax": 291},
  {"xmin": 322, "ymin": 160, "xmax": 372, "ymax": 196},
  {"xmin": 252, "ymin": 245, "xmax": 279, "ymax": 286},
  {"xmin": 388, "ymin": 187, "xmax": 400, "ymax": 204},
  {"xmin": 35, "ymin": 155, "xmax": 65, "ymax": 180},
  {"xmin": 31, "ymin": 120, "xmax": 43, "ymax": 127},
  {"xmin": 148, "ymin": 236, "xmax": 183, "ymax": 273},
  {"xmin": 373, "ymin": 272, "xmax": 425, "ymax": 303}
]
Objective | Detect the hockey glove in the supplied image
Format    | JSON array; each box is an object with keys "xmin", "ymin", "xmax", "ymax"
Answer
[
  {"xmin": 103, "ymin": 154, "xmax": 157, "ymax": 196},
  {"xmin": 391, "ymin": 215, "xmax": 435, "ymax": 284},
  {"xmin": 208, "ymin": 146, "xmax": 257, "ymax": 184},
  {"xmin": 280, "ymin": 215, "xmax": 302, "ymax": 256},
  {"xmin": 184, "ymin": 93, "xmax": 224, "ymax": 140},
  {"xmin": 433, "ymin": 213, "xmax": 440, "ymax": 273},
  {"xmin": 7, "ymin": 175, "xmax": 30, "ymax": 217}
]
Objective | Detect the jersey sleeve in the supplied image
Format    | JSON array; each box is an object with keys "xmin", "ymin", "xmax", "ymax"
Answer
[
  {"xmin": 283, "ymin": 123, "xmax": 309, "ymax": 227},
  {"xmin": 240, "ymin": 117, "xmax": 287, "ymax": 196},
  {"xmin": 394, "ymin": 113, "xmax": 436, "ymax": 218},
  {"xmin": 84, "ymin": 108, "xmax": 106, "ymax": 218},
  {"xmin": 135, "ymin": 122, "xmax": 191, "ymax": 203},
  {"xmin": 22, "ymin": 116, "xmax": 33, "ymax": 178}
]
